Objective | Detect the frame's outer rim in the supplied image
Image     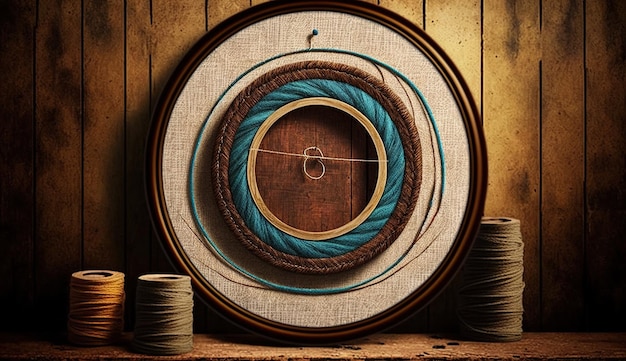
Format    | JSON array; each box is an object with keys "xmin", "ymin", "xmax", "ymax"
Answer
[{"xmin": 145, "ymin": 0, "xmax": 487, "ymax": 345}]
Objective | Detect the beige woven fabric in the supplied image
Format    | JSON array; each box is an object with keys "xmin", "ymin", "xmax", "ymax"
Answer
[{"xmin": 161, "ymin": 11, "xmax": 470, "ymax": 328}]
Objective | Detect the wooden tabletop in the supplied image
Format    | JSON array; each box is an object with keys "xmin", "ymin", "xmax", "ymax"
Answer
[{"xmin": 1, "ymin": 332, "xmax": 625, "ymax": 360}]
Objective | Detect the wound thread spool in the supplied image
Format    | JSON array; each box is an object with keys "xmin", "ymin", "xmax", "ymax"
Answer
[
  {"xmin": 457, "ymin": 217, "xmax": 525, "ymax": 342},
  {"xmin": 67, "ymin": 270, "xmax": 125, "ymax": 346},
  {"xmin": 132, "ymin": 274, "xmax": 194, "ymax": 355}
]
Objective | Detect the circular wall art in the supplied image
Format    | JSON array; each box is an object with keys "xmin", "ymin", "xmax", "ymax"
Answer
[{"xmin": 146, "ymin": 0, "xmax": 486, "ymax": 344}]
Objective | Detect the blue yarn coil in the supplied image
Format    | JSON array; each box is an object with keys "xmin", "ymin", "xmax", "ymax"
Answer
[
  {"xmin": 228, "ymin": 78, "xmax": 405, "ymax": 258},
  {"xmin": 189, "ymin": 48, "xmax": 444, "ymax": 294}
]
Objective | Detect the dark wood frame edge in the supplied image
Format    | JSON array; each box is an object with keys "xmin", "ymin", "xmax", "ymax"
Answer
[{"xmin": 145, "ymin": 0, "xmax": 487, "ymax": 345}]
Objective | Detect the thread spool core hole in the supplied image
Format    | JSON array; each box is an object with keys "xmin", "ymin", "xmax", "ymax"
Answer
[
  {"xmin": 483, "ymin": 217, "xmax": 513, "ymax": 223},
  {"xmin": 83, "ymin": 271, "xmax": 113, "ymax": 278},
  {"xmin": 157, "ymin": 275, "xmax": 183, "ymax": 280}
]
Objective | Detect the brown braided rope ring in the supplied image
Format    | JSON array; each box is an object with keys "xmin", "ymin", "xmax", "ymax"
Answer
[{"xmin": 212, "ymin": 60, "xmax": 422, "ymax": 274}]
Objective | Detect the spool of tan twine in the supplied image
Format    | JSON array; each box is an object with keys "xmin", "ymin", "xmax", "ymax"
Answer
[
  {"xmin": 67, "ymin": 270, "xmax": 125, "ymax": 346},
  {"xmin": 457, "ymin": 217, "xmax": 525, "ymax": 342},
  {"xmin": 132, "ymin": 274, "xmax": 194, "ymax": 355}
]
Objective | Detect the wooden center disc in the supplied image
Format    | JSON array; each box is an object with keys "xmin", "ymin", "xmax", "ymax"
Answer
[{"xmin": 247, "ymin": 97, "xmax": 387, "ymax": 241}]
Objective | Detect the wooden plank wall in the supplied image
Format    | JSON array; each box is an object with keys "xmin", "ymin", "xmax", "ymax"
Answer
[{"xmin": 0, "ymin": 0, "xmax": 624, "ymax": 334}]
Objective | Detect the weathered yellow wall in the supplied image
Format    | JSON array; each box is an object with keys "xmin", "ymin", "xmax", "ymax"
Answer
[{"xmin": 1, "ymin": 0, "xmax": 624, "ymax": 333}]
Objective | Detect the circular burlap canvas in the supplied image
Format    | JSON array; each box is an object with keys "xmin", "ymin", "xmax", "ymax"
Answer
[{"xmin": 147, "ymin": 1, "xmax": 486, "ymax": 343}]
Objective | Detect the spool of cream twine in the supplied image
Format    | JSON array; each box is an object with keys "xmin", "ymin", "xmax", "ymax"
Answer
[
  {"xmin": 132, "ymin": 274, "xmax": 194, "ymax": 355},
  {"xmin": 67, "ymin": 270, "xmax": 125, "ymax": 346},
  {"xmin": 457, "ymin": 217, "xmax": 525, "ymax": 342}
]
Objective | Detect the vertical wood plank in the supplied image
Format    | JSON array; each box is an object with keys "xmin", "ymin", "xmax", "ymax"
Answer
[
  {"xmin": 422, "ymin": 0, "xmax": 483, "ymax": 333},
  {"xmin": 150, "ymin": 0, "xmax": 207, "ymax": 90},
  {"xmin": 585, "ymin": 0, "xmax": 626, "ymax": 331},
  {"xmin": 83, "ymin": 0, "xmax": 125, "ymax": 271},
  {"xmin": 425, "ymin": 0, "xmax": 482, "ymax": 106},
  {"xmin": 540, "ymin": 0, "xmax": 585, "ymax": 330},
  {"xmin": 34, "ymin": 0, "xmax": 83, "ymax": 330},
  {"xmin": 125, "ymin": 0, "xmax": 153, "ymax": 330},
  {"xmin": 379, "ymin": 0, "xmax": 423, "ymax": 27},
  {"xmin": 208, "ymin": 0, "xmax": 249, "ymax": 29},
  {"xmin": 0, "ymin": 0, "xmax": 36, "ymax": 330},
  {"xmin": 483, "ymin": 0, "xmax": 541, "ymax": 331}
]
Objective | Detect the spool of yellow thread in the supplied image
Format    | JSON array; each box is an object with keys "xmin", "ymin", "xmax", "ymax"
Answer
[{"xmin": 67, "ymin": 270, "xmax": 125, "ymax": 346}]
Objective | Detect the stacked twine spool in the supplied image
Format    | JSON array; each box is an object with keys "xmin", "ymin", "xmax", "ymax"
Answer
[
  {"xmin": 457, "ymin": 217, "xmax": 525, "ymax": 342},
  {"xmin": 67, "ymin": 271, "xmax": 193, "ymax": 355},
  {"xmin": 132, "ymin": 274, "xmax": 194, "ymax": 355}
]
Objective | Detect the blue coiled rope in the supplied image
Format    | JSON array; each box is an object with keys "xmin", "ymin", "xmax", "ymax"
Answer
[
  {"xmin": 228, "ymin": 78, "xmax": 404, "ymax": 258},
  {"xmin": 189, "ymin": 48, "xmax": 444, "ymax": 294}
]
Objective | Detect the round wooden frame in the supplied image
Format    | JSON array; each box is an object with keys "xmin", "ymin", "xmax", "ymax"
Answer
[
  {"xmin": 247, "ymin": 97, "xmax": 388, "ymax": 241},
  {"xmin": 146, "ymin": 0, "xmax": 486, "ymax": 344}
]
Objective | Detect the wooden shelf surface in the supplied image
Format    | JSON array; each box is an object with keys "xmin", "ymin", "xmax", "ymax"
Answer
[{"xmin": 1, "ymin": 332, "xmax": 625, "ymax": 360}]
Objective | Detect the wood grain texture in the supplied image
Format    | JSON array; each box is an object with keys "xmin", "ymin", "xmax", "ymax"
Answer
[
  {"xmin": 0, "ymin": 0, "xmax": 624, "ymax": 335},
  {"xmin": 584, "ymin": 0, "xmax": 626, "ymax": 331},
  {"xmin": 425, "ymin": 0, "xmax": 482, "ymax": 107},
  {"xmin": 540, "ymin": 0, "xmax": 585, "ymax": 330},
  {"xmin": 147, "ymin": 0, "xmax": 213, "ymax": 333},
  {"xmin": 34, "ymin": 0, "xmax": 83, "ymax": 331},
  {"xmin": 1, "ymin": 333, "xmax": 625, "ymax": 360},
  {"xmin": 0, "ymin": 0, "xmax": 36, "ymax": 331},
  {"xmin": 379, "ymin": 0, "xmax": 424, "ymax": 27},
  {"xmin": 209, "ymin": 0, "xmax": 249, "ymax": 29},
  {"xmin": 124, "ymin": 0, "xmax": 154, "ymax": 332},
  {"xmin": 423, "ymin": 0, "xmax": 482, "ymax": 333},
  {"xmin": 254, "ymin": 106, "xmax": 371, "ymax": 234},
  {"xmin": 482, "ymin": 0, "xmax": 541, "ymax": 331},
  {"xmin": 83, "ymin": 0, "xmax": 126, "ymax": 271}
]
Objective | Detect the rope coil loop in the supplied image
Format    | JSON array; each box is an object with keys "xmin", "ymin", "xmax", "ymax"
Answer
[
  {"xmin": 302, "ymin": 146, "xmax": 326, "ymax": 180},
  {"xmin": 211, "ymin": 60, "xmax": 422, "ymax": 274}
]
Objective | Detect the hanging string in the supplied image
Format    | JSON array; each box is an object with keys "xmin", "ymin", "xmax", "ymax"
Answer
[
  {"xmin": 301, "ymin": 146, "xmax": 326, "ymax": 180},
  {"xmin": 132, "ymin": 274, "xmax": 194, "ymax": 355},
  {"xmin": 457, "ymin": 217, "xmax": 525, "ymax": 342},
  {"xmin": 251, "ymin": 146, "xmax": 387, "ymax": 181},
  {"xmin": 307, "ymin": 28, "xmax": 318, "ymax": 49},
  {"xmin": 67, "ymin": 270, "xmax": 125, "ymax": 346}
]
